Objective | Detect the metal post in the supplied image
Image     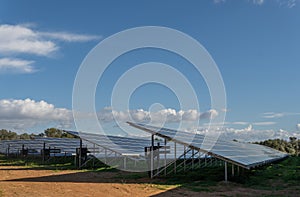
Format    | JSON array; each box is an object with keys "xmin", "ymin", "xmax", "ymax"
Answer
[
  {"xmin": 184, "ymin": 145, "xmax": 186, "ymax": 172},
  {"xmin": 225, "ymin": 161, "xmax": 228, "ymax": 182},
  {"xmin": 198, "ymin": 152, "xmax": 201, "ymax": 168},
  {"xmin": 192, "ymin": 149, "xmax": 194, "ymax": 170},
  {"xmin": 7, "ymin": 144, "xmax": 10, "ymax": 157},
  {"xmin": 174, "ymin": 142, "xmax": 177, "ymax": 174},
  {"xmin": 164, "ymin": 138, "xmax": 167, "ymax": 176},
  {"xmin": 79, "ymin": 139, "xmax": 82, "ymax": 169},
  {"xmin": 157, "ymin": 142, "xmax": 160, "ymax": 174},
  {"xmin": 93, "ymin": 143, "xmax": 95, "ymax": 168},
  {"xmin": 124, "ymin": 157, "xmax": 127, "ymax": 170},
  {"xmin": 105, "ymin": 149, "xmax": 107, "ymax": 164},
  {"xmin": 42, "ymin": 142, "xmax": 45, "ymax": 163},
  {"xmin": 151, "ymin": 134, "xmax": 154, "ymax": 178}
]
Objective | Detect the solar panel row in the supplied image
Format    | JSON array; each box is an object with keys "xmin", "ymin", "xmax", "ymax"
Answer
[
  {"xmin": 1, "ymin": 123, "xmax": 289, "ymax": 170},
  {"xmin": 0, "ymin": 138, "xmax": 81, "ymax": 155},
  {"xmin": 127, "ymin": 122, "xmax": 289, "ymax": 169}
]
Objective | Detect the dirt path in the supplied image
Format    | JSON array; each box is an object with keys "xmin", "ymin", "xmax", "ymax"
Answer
[
  {"xmin": 0, "ymin": 166, "xmax": 168, "ymax": 197},
  {"xmin": 0, "ymin": 166, "xmax": 298, "ymax": 197}
]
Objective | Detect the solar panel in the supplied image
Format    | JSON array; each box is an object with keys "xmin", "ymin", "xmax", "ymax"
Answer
[
  {"xmin": 65, "ymin": 130, "xmax": 152, "ymax": 157},
  {"xmin": 127, "ymin": 122, "xmax": 289, "ymax": 169},
  {"xmin": 0, "ymin": 138, "xmax": 82, "ymax": 155}
]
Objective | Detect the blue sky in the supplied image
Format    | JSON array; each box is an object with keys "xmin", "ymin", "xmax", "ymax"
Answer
[{"xmin": 0, "ymin": 0, "xmax": 300, "ymax": 141}]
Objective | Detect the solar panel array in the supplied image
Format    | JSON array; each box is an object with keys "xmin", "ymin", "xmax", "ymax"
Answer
[
  {"xmin": 66, "ymin": 131, "xmax": 152, "ymax": 157},
  {"xmin": 0, "ymin": 138, "xmax": 81, "ymax": 155},
  {"xmin": 128, "ymin": 122, "xmax": 289, "ymax": 169},
  {"xmin": 1, "ymin": 124, "xmax": 289, "ymax": 170}
]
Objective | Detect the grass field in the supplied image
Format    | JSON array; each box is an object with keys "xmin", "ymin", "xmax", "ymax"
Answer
[{"xmin": 0, "ymin": 154, "xmax": 299, "ymax": 196}]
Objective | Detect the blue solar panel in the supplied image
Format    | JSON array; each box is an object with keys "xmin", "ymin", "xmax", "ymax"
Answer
[{"xmin": 128, "ymin": 122, "xmax": 289, "ymax": 169}]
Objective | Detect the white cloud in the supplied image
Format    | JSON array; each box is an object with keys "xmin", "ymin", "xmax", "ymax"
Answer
[
  {"xmin": 39, "ymin": 32, "xmax": 101, "ymax": 42},
  {"xmin": 200, "ymin": 109, "xmax": 219, "ymax": 120},
  {"xmin": 279, "ymin": 0, "xmax": 297, "ymax": 8},
  {"xmin": 253, "ymin": 0, "xmax": 264, "ymax": 5},
  {"xmin": 0, "ymin": 98, "xmax": 72, "ymax": 132},
  {"xmin": 0, "ymin": 24, "xmax": 58, "ymax": 56},
  {"xmin": 297, "ymin": 124, "xmax": 300, "ymax": 131},
  {"xmin": 0, "ymin": 24, "xmax": 101, "ymax": 74},
  {"xmin": 214, "ymin": 0, "xmax": 297, "ymax": 7},
  {"xmin": 230, "ymin": 121, "xmax": 250, "ymax": 125},
  {"xmin": 0, "ymin": 58, "xmax": 36, "ymax": 73},
  {"xmin": 262, "ymin": 112, "xmax": 285, "ymax": 118},
  {"xmin": 225, "ymin": 121, "xmax": 276, "ymax": 126},
  {"xmin": 190, "ymin": 124, "xmax": 300, "ymax": 142},
  {"xmin": 213, "ymin": 0, "xmax": 226, "ymax": 4},
  {"xmin": 253, "ymin": 121, "xmax": 276, "ymax": 126},
  {"xmin": 262, "ymin": 112, "xmax": 300, "ymax": 119},
  {"xmin": 0, "ymin": 24, "xmax": 101, "ymax": 56},
  {"xmin": 98, "ymin": 107, "xmax": 218, "ymax": 123}
]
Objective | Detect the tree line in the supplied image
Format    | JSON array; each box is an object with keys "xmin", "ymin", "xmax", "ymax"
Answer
[
  {"xmin": 0, "ymin": 128, "xmax": 76, "ymax": 140},
  {"xmin": 253, "ymin": 137, "xmax": 299, "ymax": 156}
]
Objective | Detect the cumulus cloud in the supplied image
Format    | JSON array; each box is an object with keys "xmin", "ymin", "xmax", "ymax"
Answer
[
  {"xmin": 297, "ymin": 124, "xmax": 300, "ymax": 131},
  {"xmin": 0, "ymin": 24, "xmax": 57, "ymax": 56},
  {"xmin": 0, "ymin": 58, "xmax": 36, "ymax": 73},
  {"xmin": 98, "ymin": 107, "xmax": 218, "ymax": 123},
  {"xmin": 0, "ymin": 24, "xmax": 101, "ymax": 56},
  {"xmin": 199, "ymin": 109, "xmax": 218, "ymax": 120},
  {"xmin": 0, "ymin": 24, "xmax": 101, "ymax": 74},
  {"xmin": 0, "ymin": 98, "xmax": 72, "ymax": 132},
  {"xmin": 190, "ymin": 124, "xmax": 300, "ymax": 142}
]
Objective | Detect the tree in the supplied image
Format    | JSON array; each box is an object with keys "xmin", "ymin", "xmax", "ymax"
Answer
[
  {"xmin": 19, "ymin": 133, "xmax": 30, "ymax": 140},
  {"xmin": 44, "ymin": 128, "xmax": 63, "ymax": 138},
  {"xmin": 0, "ymin": 129, "xmax": 18, "ymax": 140},
  {"xmin": 254, "ymin": 137, "xmax": 300, "ymax": 156},
  {"xmin": 44, "ymin": 128, "xmax": 75, "ymax": 138}
]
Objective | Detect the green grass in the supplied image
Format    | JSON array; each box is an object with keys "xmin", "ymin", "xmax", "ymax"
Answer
[
  {"xmin": 114, "ymin": 172, "xmax": 148, "ymax": 180},
  {"xmin": 241, "ymin": 156, "xmax": 300, "ymax": 190},
  {"xmin": 0, "ymin": 154, "xmax": 86, "ymax": 170},
  {"xmin": 1, "ymin": 154, "xmax": 299, "ymax": 193}
]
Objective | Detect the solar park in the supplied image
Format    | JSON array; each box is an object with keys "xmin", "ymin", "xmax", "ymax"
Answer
[{"xmin": 0, "ymin": 122, "xmax": 288, "ymax": 181}]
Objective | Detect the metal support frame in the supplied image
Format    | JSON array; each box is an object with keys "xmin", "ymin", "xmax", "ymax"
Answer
[
  {"xmin": 164, "ymin": 138, "xmax": 167, "ymax": 176},
  {"xmin": 225, "ymin": 161, "xmax": 228, "ymax": 182},
  {"xmin": 150, "ymin": 134, "xmax": 154, "ymax": 178}
]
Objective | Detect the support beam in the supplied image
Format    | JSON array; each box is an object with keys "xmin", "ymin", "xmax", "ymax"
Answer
[
  {"xmin": 150, "ymin": 134, "xmax": 154, "ymax": 178},
  {"xmin": 104, "ymin": 148, "xmax": 107, "ymax": 164},
  {"xmin": 198, "ymin": 152, "xmax": 201, "ymax": 168},
  {"xmin": 124, "ymin": 157, "xmax": 127, "ymax": 170},
  {"xmin": 224, "ymin": 161, "xmax": 228, "ymax": 182},
  {"xmin": 192, "ymin": 149, "xmax": 194, "ymax": 170},
  {"xmin": 78, "ymin": 139, "xmax": 82, "ymax": 169},
  {"xmin": 174, "ymin": 142, "xmax": 177, "ymax": 174},
  {"xmin": 232, "ymin": 164, "xmax": 235, "ymax": 176},
  {"xmin": 184, "ymin": 145, "xmax": 186, "ymax": 172},
  {"xmin": 164, "ymin": 138, "xmax": 167, "ymax": 176}
]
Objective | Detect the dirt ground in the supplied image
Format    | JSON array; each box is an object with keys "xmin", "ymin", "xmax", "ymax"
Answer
[{"xmin": 0, "ymin": 166, "xmax": 298, "ymax": 197}]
